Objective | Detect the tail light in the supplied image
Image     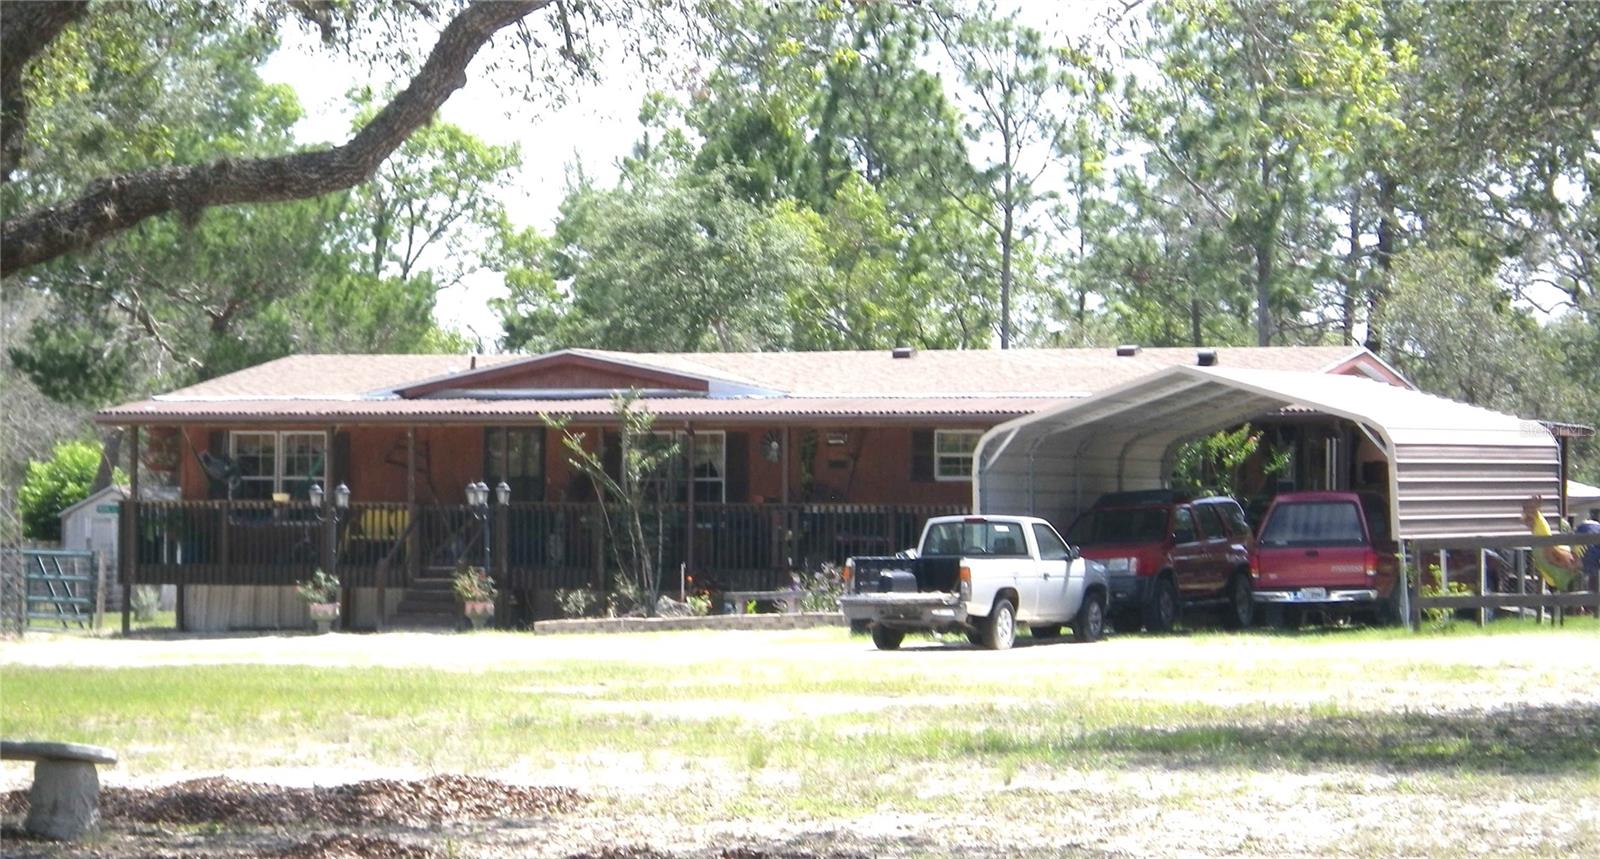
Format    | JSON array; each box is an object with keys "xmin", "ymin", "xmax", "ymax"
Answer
[
  {"xmin": 843, "ymin": 559, "xmax": 854, "ymax": 592},
  {"xmin": 1363, "ymin": 549, "xmax": 1378, "ymax": 578},
  {"xmin": 959, "ymin": 565, "xmax": 972, "ymax": 601},
  {"xmin": 1249, "ymin": 553, "xmax": 1260, "ymax": 578}
]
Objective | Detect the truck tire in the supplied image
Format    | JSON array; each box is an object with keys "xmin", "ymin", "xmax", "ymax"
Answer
[
  {"xmin": 871, "ymin": 625, "xmax": 906, "ymax": 651},
  {"xmin": 964, "ymin": 628, "xmax": 984, "ymax": 646},
  {"xmin": 1072, "ymin": 590, "xmax": 1106, "ymax": 643},
  {"xmin": 1221, "ymin": 572, "xmax": 1254, "ymax": 631},
  {"xmin": 982, "ymin": 598, "xmax": 1016, "ymax": 650},
  {"xmin": 1143, "ymin": 575, "xmax": 1180, "ymax": 633},
  {"xmin": 1030, "ymin": 625, "xmax": 1061, "ymax": 640}
]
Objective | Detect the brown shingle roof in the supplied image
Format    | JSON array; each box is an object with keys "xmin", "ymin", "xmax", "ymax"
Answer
[{"xmin": 99, "ymin": 345, "xmax": 1375, "ymax": 425}]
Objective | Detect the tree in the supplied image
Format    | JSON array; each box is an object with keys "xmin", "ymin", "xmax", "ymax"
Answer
[
  {"xmin": 0, "ymin": 0, "xmax": 689, "ymax": 278},
  {"xmin": 544, "ymin": 393, "xmax": 680, "ymax": 617},
  {"xmin": 936, "ymin": 4, "xmax": 1107, "ymax": 348},
  {"xmin": 17, "ymin": 439, "xmax": 123, "ymax": 542}
]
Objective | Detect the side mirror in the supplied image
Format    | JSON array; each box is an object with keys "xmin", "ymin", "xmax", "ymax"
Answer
[{"xmin": 1068, "ymin": 545, "xmax": 1080, "ymax": 561}]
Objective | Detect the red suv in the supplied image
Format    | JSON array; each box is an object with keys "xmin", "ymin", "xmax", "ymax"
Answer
[
  {"xmin": 1066, "ymin": 491, "xmax": 1256, "ymax": 632},
  {"xmin": 1250, "ymin": 491, "xmax": 1400, "ymax": 625}
]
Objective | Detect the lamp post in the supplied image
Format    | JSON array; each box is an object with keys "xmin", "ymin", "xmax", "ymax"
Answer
[
  {"xmin": 308, "ymin": 481, "xmax": 350, "ymax": 581},
  {"xmin": 466, "ymin": 481, "xmax": 510, "ymax": 574}
]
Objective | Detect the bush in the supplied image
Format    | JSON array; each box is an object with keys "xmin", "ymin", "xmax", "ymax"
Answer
[
  {"xmin": 451, "ymin": 564, "xmax": 497, "ymax": 602},
  {"xmin": 17, "ymin": 440, "xmax": 121, "ymax": 542},
  {"xmin": 295, "ymin": 569, "xmax": 341, "ymax": 604},
  {"xmin": 130, "ymin": 586, "xmax": 161, "ymax": 622},
  {"xmin": 555, "ymin": 588, "xmax": 600, "ymax": 618}
]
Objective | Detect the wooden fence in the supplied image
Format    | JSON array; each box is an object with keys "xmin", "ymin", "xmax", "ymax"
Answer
[{"xmin": 1400, "ymin": 532, "xmax": 1600, "ymax": 629}]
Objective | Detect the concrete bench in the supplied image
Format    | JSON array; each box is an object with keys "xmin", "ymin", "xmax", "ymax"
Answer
[{"xmin": 1, "ymin": 740, "xmax": 118, "ymax": 840}]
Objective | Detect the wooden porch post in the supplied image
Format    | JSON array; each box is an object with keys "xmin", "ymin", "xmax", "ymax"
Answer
[
  {"xmin": 122, "ymin": 426, "xmax": 140, "ymax": 635},
  {"xmin": 780, "ymin": 427, "xmax": 790, "ymax": 504},
  {"xmin": 685, "ymin": 424, "xmax": 696, "ymax": 581},
  {"xmin": 1559, "ymin": 437, "xmax": 1570, "ymax": 521}
]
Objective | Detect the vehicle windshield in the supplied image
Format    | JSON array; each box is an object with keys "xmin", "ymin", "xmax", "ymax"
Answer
[
  {"xmin": 922, "ymin": 521, "xmax": 1030, "ymax": 557},
  {"xmin": 1259, "ymin": 501, "xmax": 1366, "ymax": 548},
  {"xmin": 1066, "ymin": 507, "xmax": 1169, "ymax": 545}
]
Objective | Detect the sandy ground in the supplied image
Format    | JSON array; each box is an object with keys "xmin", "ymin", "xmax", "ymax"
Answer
[{"xmin": 4, "ymin": 627, "xmax": 1599, "ymax": 857}]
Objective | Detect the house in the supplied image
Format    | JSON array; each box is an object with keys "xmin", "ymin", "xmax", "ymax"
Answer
[{"xmin": 97, "ymin": 344, "xmax": 1409, "ymax": 630}]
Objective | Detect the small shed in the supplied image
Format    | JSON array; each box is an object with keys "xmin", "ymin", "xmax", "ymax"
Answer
[{"xmin": 59, "ymin": 486, "xmax": 126, "ymax": 566}]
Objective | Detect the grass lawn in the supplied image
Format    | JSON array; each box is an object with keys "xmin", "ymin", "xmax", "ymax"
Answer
[{"xmin": 4, "ymin": 619, "xmax": 1599, "ymax": 856}]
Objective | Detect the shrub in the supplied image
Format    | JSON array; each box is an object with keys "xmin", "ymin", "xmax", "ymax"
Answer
[
  {"xmin": 795, "ymin": 565, "xmax": 845, "ymax": 613},
  {"xmin": 130, "ymin": 586, "xmax": 160, "ymax": 622},
  {"xmin": 17, "ymin": 440, "xmax": 122, "ymax": 542},
  {"xmin": 451, "ymin": 565, "xmax": 497, "ymax": 602},
  {"xmin": 295, "ymin": 568, "xmax": 340, "ymax": 604},
  {"xmin": 555, "ymin": 588, "xmax": 600, "ymax": 618}
]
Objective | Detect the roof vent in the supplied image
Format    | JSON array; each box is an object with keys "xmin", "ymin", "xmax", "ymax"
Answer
[
  {"xmin": 1196, "ymin": 348, "xmax": 1218, "ymax": 367},
  {"xmin": 469, "ymin": 354, "xmax": 478, "ymax": 370},
  {"xmin": 891, "ymin": 346, "xmax": 916, "ymax": 359},
  {"xmin": 1116, "ymin": 344, "xmax": 1141, "ymax": 357}
]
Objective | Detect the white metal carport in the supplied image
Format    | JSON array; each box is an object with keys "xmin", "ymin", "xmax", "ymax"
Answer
[{"xmin": 973, "ymin": 365, "xmax": 1561, "ymax": 540}]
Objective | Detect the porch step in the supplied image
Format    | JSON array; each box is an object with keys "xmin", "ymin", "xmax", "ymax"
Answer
[{"xmin": 385, "ymin": 610, "xmax": 464, "ymax": 631}]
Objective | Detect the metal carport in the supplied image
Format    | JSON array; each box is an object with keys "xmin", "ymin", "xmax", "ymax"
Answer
[{"xmin": 972, "ymin": 365, "xmax": 1561, "ymax": 539}]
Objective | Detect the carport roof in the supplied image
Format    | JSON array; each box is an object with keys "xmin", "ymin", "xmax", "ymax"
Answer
[{"xmin": 974, "ymin": 366, "xmax": 1561, "ymax": 540}]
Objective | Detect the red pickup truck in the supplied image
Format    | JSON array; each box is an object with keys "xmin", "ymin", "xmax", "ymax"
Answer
[{"xmin": 1250, "ymin": 491, "xmax": 1401, "ymax": 625}]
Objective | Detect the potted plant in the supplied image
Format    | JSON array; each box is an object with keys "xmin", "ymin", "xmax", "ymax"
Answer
[
  {"xmin": 296, "ymin": 568, "xmax": 341, "ymax": 634},
  {"xmin": 452, "ymin": 564, "xmax": 498, "ymax": 630}
]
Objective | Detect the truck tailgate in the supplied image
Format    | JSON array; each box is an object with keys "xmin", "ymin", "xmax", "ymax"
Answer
[{"xmin": 1255, "ymin": 545, "xmax": 1371, "ymax": 590}]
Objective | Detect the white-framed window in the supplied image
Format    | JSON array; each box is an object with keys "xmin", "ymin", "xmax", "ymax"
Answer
[
  {"xmin": 934, "ymin": 430, "xmax": 981, "ymax": 481},
  {"xmin": 229, "ymin": 431, "xmax": 327, "ymax": 500},
  {"xmin": 643, "ymin": 430, "xmax": 726, "ymax": 503}
]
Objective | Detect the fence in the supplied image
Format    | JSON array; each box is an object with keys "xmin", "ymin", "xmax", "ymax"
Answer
[{"xmin": 1400, "ymin": 532, "xmax": 1600, "ymax": 629}]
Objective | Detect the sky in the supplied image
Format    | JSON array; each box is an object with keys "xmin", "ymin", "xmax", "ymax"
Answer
[{"xmin": 258, "ymin": 3, "xmax": 1113, "ymax": 347}]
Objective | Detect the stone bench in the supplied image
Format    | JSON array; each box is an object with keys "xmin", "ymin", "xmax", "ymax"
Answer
[{"xmin": 1, "ymin": 740, "xmax": 118, "ymax": 840}]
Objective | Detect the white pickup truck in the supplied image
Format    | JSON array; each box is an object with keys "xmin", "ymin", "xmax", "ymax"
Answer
[{"xmin": 840, "ymin": 514, "xmax": 1109, "ymax": 650}]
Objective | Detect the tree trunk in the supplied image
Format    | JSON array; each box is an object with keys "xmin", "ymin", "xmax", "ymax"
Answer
[
  {"xmin": 1366, "ymin": 173, "xmax": 1399, "ymax": 354},
  {"xmin": 1000, "ymin": 202, "xmax": 1014, "ymax": 350},
  {"xmin": 92, "ymin": 428, "xmax": 125, "ymax": 493},
  {"xmin": 1254, "ymin": 155, "xmax": 1275, "ymax": 347},
  {"xmin": 1342, "ymin": 185, "xmax": 1362, "ymax": 346}
]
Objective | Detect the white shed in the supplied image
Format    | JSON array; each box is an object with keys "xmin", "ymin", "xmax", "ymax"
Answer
[{"xmin": 59, "ymin": 485, "xmax": 127, "ymax": 568}]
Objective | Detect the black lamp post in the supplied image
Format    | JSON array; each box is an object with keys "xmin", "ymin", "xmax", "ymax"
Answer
[
  {"xmin": 466, "ymin": 481, "xmax": 510, "ymax": 573},
  {"xmin": 308, "ymin": 482, "xmax": 350, "ymax": 577}
]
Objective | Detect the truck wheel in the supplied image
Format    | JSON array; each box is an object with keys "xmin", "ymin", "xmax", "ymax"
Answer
[
  {"xmin": 1143, "ymin": 575, "xmax": 1180, "ymax": 633},
  {"xmin": 871, "ymin": 625, "xmax": 905, "ymax": 651},
  {"xmin": 1072, "ymin": 591, "xmax": 1106, "ymax": 643},
  {"xmin": 1221, "ymin": 573, "xmax": 1254, "ymax": 631},
  {"xmin": 982, "ymin": 599, "xmax": 1016, "ymax": 650},
  {"xmin": 1031, "ymin": 625, "xmax": 1061, "ymax": 640},
  {"xmin": 964, "ymin": 629, "xmax": 984, "ymax": 646}
]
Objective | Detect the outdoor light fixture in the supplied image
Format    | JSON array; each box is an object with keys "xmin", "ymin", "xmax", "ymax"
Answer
[
  {"xmin": 309, "ymin": 482, "xmax": 324, "ymax": 509},
  {"xmin": 334, "ymin": 483, "xmax": 351, "ymax": 510},
  {"xmin": 309, "ymin": 483, "xmax": 350, "ymax": 523},
  {"xmin": 465, "ymin": 481, "xmax": 488, "ymax": 508},
  {"xmin": 495, "ymin": 481, "xmax": 511, "ymax": 506}
]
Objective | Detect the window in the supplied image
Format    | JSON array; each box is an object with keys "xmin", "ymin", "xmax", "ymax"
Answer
[
  {"xmin": 485, "ymin": 427, "xmax": 544, "ymax": 501},
  {"xmin": 934, "ymin": 430, "xmax": 981, "ymax": 481},
  {"xmin": 922, "ymin": 520, "xmax": 1030, "ymax": 557},
  {"xmin": 229, "ymin": 431, "xmax": 326, "ymax": 500},
  {"xmin": 644, "ymin": 431, "xmax": 726, "ymax": 503},
  {"xmin": 1066, "ymin": 507, "xmax": 1169, "ymax": 545},
  {"xmin": 1194, "ymin": 504, "xmax": 1227, "ymax": 541},
  {"xmin": 1259, "ymin": 501, "xmax": 1366, "ymax": 548},
  {"xmin": 1032, "ymin": 523, "xmax": 1072, "ymax": 561},
  {"xmin": 1171, "ymin": 507, "xmax": 1197, "ymax": 544},
  {"xmin": 1215, "ymin": 502, "xmax": 1252, "ymax": 540}
]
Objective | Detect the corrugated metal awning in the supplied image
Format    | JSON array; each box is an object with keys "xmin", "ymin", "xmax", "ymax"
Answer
[{"xmin": 973, "ymin": 366, "xmax": 1560, "ymax": 540}]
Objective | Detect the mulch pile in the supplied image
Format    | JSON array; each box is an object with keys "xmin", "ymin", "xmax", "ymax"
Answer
[
  {"xmin": 266, "ymin": 834, "xmax": 441, "ymax": 859},
  {"xmin": 2, "ymin": 775, "xmax": 582, "ymax": 829}
]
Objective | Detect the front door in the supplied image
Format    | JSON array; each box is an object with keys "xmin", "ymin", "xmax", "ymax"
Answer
[{"xmin": 1168, "ymin": 505, "xmax": 1209, "ymax": 597}]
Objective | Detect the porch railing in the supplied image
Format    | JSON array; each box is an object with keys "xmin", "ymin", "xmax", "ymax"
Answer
[{"xmin": 129, "ymin": 500, "xmax": 964, "ymax": 592}]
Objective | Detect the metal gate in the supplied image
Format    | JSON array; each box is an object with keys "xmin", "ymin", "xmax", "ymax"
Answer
[{"xmin": 12, "ymin": 548, "xmax": 107, "ymax": 631}]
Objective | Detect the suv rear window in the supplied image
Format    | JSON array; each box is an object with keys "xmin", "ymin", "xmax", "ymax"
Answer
[
  {"xmin": 1067, "ymin": 507, "xmax": 1168, "ymax": 545},
  {"xmin": 923, "ymin": 521, "xmax": 1031, "ymax": 557},
  {"xmin": 1259, "ymin": 501, "xmax": 1367, "ymax": 548}
]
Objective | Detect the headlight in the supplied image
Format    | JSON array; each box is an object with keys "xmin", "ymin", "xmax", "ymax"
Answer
[{"xmin": 1103, "ymin": 557, "xmax": 1139, "ymax": 574}]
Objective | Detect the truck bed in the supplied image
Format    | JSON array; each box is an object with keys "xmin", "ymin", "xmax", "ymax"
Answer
[{"xmin": 849, "ymin": 556, "xmax": 962, "ymax": 595}]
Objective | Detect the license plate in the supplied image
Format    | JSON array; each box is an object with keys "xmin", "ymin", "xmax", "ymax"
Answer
[{"xmin": 1297, "ymin": 587, "xmax": 1327, "ymax": 601}]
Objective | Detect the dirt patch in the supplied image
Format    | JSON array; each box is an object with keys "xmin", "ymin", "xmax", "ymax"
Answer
[{"xmin": 1, "ymin": 775, "xmax": 581, "ymax": 829}]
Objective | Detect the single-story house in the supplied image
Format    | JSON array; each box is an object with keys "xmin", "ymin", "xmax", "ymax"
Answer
[{"xmin": 95, "ymin": 343, "xmax": 1468, "ymax": 630}]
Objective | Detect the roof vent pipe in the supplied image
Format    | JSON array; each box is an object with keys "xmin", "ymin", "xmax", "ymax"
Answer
[
  {"xmin": 891, "ymin": 346, "xmax": 916, "ymax": 359},
  {"xmin": 1116, "ymin": 344, "xmax": 1141, "ymax": 357},
  {"xmin": 1196, "ymin": 348, "xmax": 1218, "ymax": 367},
  {"xmin": 470, "ymin": 354, "xmax": 478, "ymax": 370}
]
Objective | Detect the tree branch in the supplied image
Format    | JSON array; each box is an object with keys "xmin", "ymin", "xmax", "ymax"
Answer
[
  {"xmin": 1, "ymin": 0, "xmax": 90, "ymax": 182},
  {"xmin": 2, "ymin": 0, "xmax": 548, "ymax": 278}
]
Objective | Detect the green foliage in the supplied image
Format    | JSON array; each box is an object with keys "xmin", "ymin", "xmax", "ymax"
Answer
[
  {"xmin": 294, "ymin": 569, "xmax": 341, "ymax": 604},
  {"xmin": 1171, "ymin": 423, "xmax": 1291, "ymax": 499},
  {"xmin": 17, "ymin": 440, "xmax": 122, "ymax": 542},
  {"xmin": 130, "ymin": 586, "xmax": 162, "ymax": 623},
  {"xmin": 554, "ymin": 588, "xmax": 602, "ymax": 619},
  {"xmin": 451, "ymin": 565, "xmax": 498, "ymax": 603}
]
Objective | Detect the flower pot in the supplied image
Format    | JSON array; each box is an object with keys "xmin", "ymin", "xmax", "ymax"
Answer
[
  {"xmin": 463, "ymin": 600, "xmax": 494, "ymax": 631},
  {"xmin": 308, "ymin": 601, "xmax": 340, "ymax": 634}
]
